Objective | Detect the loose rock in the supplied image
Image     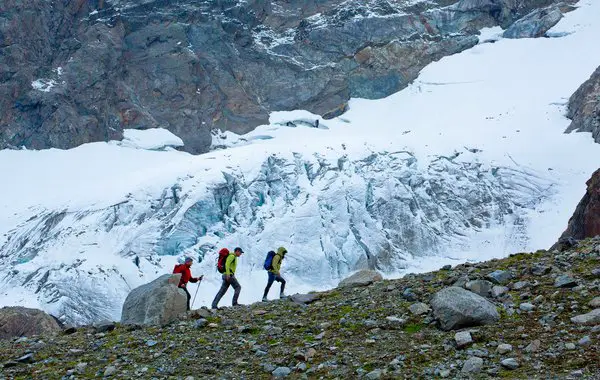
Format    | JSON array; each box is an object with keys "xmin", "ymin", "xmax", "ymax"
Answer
[
  {"xmin": 571, "ymin": 309, "xmax": 600, "ymax": 325},
  {"xmin": 431, "ymin": 287, "xmax": 500, "ymax": 331},
  {"xmin": 338, "ymin": 270, "xmax": 383, "ymax": 288},
  {"xmin": 454, "ymin": 331, "xmax": 473, "ymax": 348},
  {"xmin": 461, "ymin": 357, "xmax": 484, "ymax": 374},
  {"xmin": 501, "ymin": 358, "xmax": 519, "ymax": 370},
  {"xmin": 496, "ymin": 344, "xmax": 513, "ymax": 354}
]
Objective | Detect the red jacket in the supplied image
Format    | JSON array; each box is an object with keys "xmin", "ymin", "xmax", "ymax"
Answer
[{"xmin": 173, "ymin": 264, "xmax": 199, "ymax": 288}]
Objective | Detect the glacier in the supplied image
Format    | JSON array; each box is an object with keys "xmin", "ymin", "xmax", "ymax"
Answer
[{"xmin": 1, "ymin": 0, "xmax": 600, "ymax": 324}]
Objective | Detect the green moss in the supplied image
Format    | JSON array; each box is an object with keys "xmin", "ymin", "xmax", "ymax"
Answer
[{"xmin": 403, "ymin": 323, "xmax": 424, "ymax": 333}]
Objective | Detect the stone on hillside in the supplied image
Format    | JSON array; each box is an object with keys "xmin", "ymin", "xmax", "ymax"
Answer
[
  {"xmin": 103, "ymin": 366, "xmax": 117, "ymax": 377},
  {"xmin": 431, "ymin": 287, "xmax": 500, "ymax": 331},
  {"xmin": 565, "ymin": 343, "xmax": 576, "ymax": 350},
  {"xmin": 385, "ymin": 316, "xmax": 406, "ymax": 325},
  {"xmin": 402, "ymin": 288, "xmax": 418, "ymax": 301},
  {"xmin": 93, "ymin": 320, "xmax": 116, "ymax": 333},
  {"xmin": 453, "ymin": 276, "xmax": 470, "ymax": 288},
  {"xmin": 188, "ymin": 308, "xmax": 212, "ymax": 319},
  {"xmin": 500, "ymin": 358, "xmax": 519, "ymax": 370},
  {"xmin": 16, "ymin": 353, "xmax": 35, "ymax": 364},
  {"xmin": 578, "ymin": 336, "xmax": 591, "ymax": 346},
  {"xmin": 366, "ymin": 369, "xmax": 383, "ymax": 379},
  {"xmin": 503, "ymin": 6, "xmax": 562, "ymax": 39},
  {"xmin": 272, "ymin": 366, "xmax": 291, "ymax": 378},
  {"xmin": 121, "ymin": 274, "xmax": 187, "ymax": 326},
  {"xmin": 554, "ymin": 275, "xmax": 578, "ymax": 288},
  {"xmin": 524, "ymin": 340, "xmax": 541, "ymax": 353},
  {"xmin": 290, "ymin": 293, "xmax": 321, "ymax": 305},
  {"xmin": 338, "ymin": 270, "xmax": 383, "ymax": 288},
  {"xmin": 588, "ymin": 297, "xmax": 600, "ymax": 308},
  {"xmin": 571, "ymin": 309, "xmax": 600, "ymax": 325},
  {"xmin": 0, "ymin": 307, "xmax": 61, "ymax": 340},
  {"xmin": 531, "ymin": 265, "xmax": 551, "ymax": 276},
  {"xmin": 519, "ymin": 303, "xmax": 535, "ymax": 312},
  {"xmin": 461, "ymin": 357, "xmax": 483, "ymax": 374},
  {"xmin": 491, "ymin": 286, "xmax": 509, "ymax": 298},
  {"xmin": 409, "ymin": 302, "xmax": 431, "ymax": 315},
  {"xmin": 455, "ymin": 331, "xmax": 473, "ymax": 348},
  {"xmin": 512, "ymin": 281, "xmax": 530, "ymax": 290},
  {"xmin": 466, "ymin": 280, "xmax": 493, "ymax": 297},
  {"xmin": 486, "ymin": 270, "xmax": 512, "ymax": 285},
  {"xmin": 496, "ymin": 344, "xmax": 512, "ymax": 354},
  {"xmin": 592, "ymin": 268, "xmax": 600, "ymax": 278}
]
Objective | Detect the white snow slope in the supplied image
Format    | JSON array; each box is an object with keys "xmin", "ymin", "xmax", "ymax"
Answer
[{"xmin": 1, "ymin": 1, "xmax": 599, "ymax": 324}]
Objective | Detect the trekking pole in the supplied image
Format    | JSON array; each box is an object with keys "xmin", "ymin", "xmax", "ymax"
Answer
[{"xmin": 191, "ymin": 277, "xmax": 202, "ymax": 309}]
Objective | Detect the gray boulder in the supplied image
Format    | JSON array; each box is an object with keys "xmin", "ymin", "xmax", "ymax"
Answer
[
  {"xmin": 486, "ymin": 270, "xmax": 512, "ymax": 285},
  {"xmin": 0, "ymin": 306, "xmax": 61, "ymax": 339},
  {"xmin": 503, "ymin": 6, "xmax": 563, "ymax": 39},
  {"xmin": 571, "ymin": 309, "xmax": 600, "ymax": 326},
  {"xmin": 290, "ymin": 293, "xmax": 321, "ymax": 305},
  {"xmin": 338, "ymin": 270, "xmax": 383, "ymax": 288},
  {"xmin": 461, "ymin": 357, "xmax": 484, "ymax": 374},
  {"xmin": 554, "ymin": 275, "xmax": 578, "ymax": 288},
  {"xmin": 121, "ymin": 274, "xmax": 187, "ymax": 326},
  {"xmin": 466, "ymin": 280, "xmax": 493, "ymax": 297},
  {"xmin": 431, "ymin": 287, "xmax": 500, "ymax": 331}
]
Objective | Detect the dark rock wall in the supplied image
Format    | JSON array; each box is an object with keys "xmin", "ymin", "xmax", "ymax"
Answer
[
  {"xmin": 0, "ymin": 0, "xmax": 563, "ymax": 153},
  {"xmin": 566, "ymin": 66, "xmax": 600, "ymax": 144}
]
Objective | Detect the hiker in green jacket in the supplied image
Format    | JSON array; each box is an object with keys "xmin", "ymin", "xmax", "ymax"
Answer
[
  {"xmin": 262, "ymin": 246, "xmax": 287, "ymax": 301},
  {"xmin": 211, "ymin": 247, "xmax": 243, "ymax": 309}
]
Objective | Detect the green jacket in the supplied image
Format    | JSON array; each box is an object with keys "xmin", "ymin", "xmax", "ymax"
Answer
[
  {"xmin": 269, "ymin": 247, "xmax": 287, "ymax": 274},
  {"xmin": 225, "ymin": 253, "xmax": 237, "ymax": 276}
]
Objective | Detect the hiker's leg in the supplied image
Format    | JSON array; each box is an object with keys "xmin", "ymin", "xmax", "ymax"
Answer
[
  {"xmin": 182, "ymin": 286, "xmax": 191, "ymax": 311},
  {"xmin": 263, "ymin": 272, "xmax": 275, "ymax": 299},
  {"xmin": 230, "ymin": 276, "xmax": 242, "ymax": 306},
  {"xmin": 276, "ymin": 275, "xmax": 286, "ymax": 296},
  {"xmin": 211, "ymin": 277, "xmax": 230, "ymax": 308}
]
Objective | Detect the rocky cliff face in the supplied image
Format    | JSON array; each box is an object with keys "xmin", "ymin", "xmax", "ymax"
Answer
[
  {"xmin": 1, "ymin": 0, "xmax": 562, "ymax": 153},
  {"xmin": 558, "ymin": 168, "xmax": 600, "ymax": 241},
  {"xmin": 566, "ymin": 66, "xmax": 600, "ymax": 144}
]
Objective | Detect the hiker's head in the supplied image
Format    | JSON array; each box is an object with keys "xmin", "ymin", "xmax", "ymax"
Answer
[
  {"xmin": 234, "ymin": 247, "xmax": 244, "ymax": 256},
  {"xmin": 277, "ymin": 246, "xmax": 287, "ymax": 256},
  {"xmin": 184, "ymin": 257, "xmax": 193, "ymax": 267}
]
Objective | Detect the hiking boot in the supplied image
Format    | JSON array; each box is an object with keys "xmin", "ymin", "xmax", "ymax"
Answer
[
  {"xmin": 262, "ymin": 297, "xmax": 268, "ymax": 302},
  {"xmin": 280, "ymin": 293, "xmax": 288, "ymax": 299}
]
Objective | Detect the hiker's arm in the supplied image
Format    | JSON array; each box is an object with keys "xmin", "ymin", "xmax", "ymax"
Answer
[{"xmin": 189, "ymin": 275, "xmax": 203, "ymax": 283}]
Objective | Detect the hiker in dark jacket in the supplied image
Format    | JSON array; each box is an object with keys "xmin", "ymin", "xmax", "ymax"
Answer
[
  {"xmin": 173, "ymin": 257, "xmax": 203, "ymax": 310},
  {"xmin": 211, "ymin": 247, "xmax": 243, "ymax": 309},
  {"xmin": 262, "ymin": 246, "xmax": 287, "ymax": 301}
]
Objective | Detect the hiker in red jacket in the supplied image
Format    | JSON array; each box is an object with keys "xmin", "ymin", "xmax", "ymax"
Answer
[{"xmin": 173, "ymin": 257, "xmax": 203, "ymax": 310}]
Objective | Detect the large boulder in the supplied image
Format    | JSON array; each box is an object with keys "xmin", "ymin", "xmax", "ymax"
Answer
[
  {"xmin": 503, "ymin": 6, "xmax": 563, "ymax": 39},
  {"xmin": 0, "ymin": 306, "xmax": 61, "ymax": 339},
  {"xmin": 121, "ymin": 274, "xmax": 187, "ymax": 326},
  {"xmin": 555, "ymin": 169, "xmax": 600, "ymax": 244},
  {"xmin": 431, "ymin": 287, "xmax": 500, "ymax": 331},
  {"xmin": 338, "ymin": 270, "xmax": 383, "ymax": 288}
]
